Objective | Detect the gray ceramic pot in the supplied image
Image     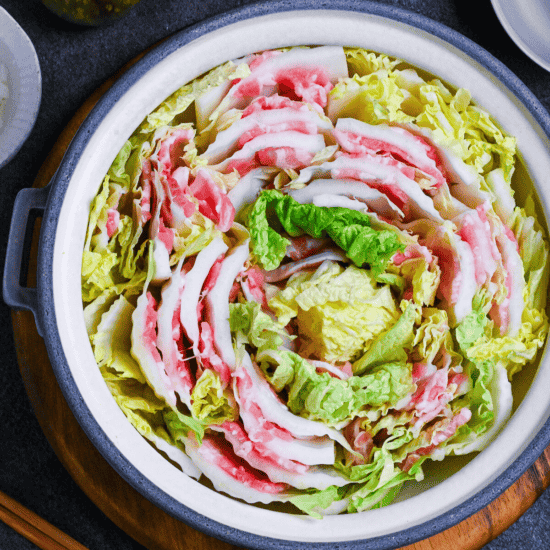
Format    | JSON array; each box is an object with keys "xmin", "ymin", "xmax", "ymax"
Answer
[{"xmin": 4, "ymin": 2, "xmax": 550, "ymax": 549}]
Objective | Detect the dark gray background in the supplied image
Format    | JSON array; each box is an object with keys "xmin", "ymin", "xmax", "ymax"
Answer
[{"xmin": 1, "ymin": 1, "xmax": 550, "ymax": 549}]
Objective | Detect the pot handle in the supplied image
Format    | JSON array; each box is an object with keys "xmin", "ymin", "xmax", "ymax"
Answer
[{"xmin": 3, "ymin": 185, "xmax": 51, "ymax": 337}]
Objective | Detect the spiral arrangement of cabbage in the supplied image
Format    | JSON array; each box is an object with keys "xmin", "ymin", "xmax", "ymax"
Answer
[{"xmin": 82, "ymin": 46, "xmax": 549, "ymax": 516}]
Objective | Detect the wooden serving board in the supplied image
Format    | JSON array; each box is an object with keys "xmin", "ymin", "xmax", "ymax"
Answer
[{"xmin": 11, "ymin": 46, "xmax": 550, "ymax": 550}]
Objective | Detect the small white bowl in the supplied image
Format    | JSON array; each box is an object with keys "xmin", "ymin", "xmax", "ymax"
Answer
[
  {"xmin": 0, "ymin": 6, "xmax": 41, "ymax": 169},
  {"xmin": 492, "ymin": 0, "xmax": 550, "ymax": 72}
]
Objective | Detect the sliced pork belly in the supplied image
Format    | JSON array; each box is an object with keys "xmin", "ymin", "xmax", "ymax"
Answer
[
  {"xmin": 182, "ymin": 433, "xmax": 293, "ymax": 504},
  {"xmin": 213, "ymin": 421, "xmax": 350, "ymax": 490},
  {"xmin": 179, "ymin": 237, "xmax": 229, "ymax": 355},
  {"xmin": 334, "ymin": 118, "xmax": 447, "ymax": 188},
  {"xmin": 454, "ymin": 203, "xmax": 500, "ymax": 288},
  {"xmin": 495, "ymin": 233, "xmax": 525, "ymax": 337},
  {"xmin": 202, "ymin": 96, "xmax": 332, "ymax": 164},
  {"xmin": 237, "ymin": 351, "xmax": 353, "ymax": 451},
  {"xmin": 203, "ymin": 92, "xmax": 334, "ymax": 177},
  {"xmin": 289, "ymin": 178, "xmax": 404, "ymax": 219},
  {"xmin": 239, "ymin": 265, "xmax": 271, "ymax": 309},
  {"xmin": 146, "ymin": 146, "xmax": 195, "ymax": 283},
  {"xmin": 430, "ymin": 232, "xmax": 476, "ymax": 324},
  {"xmin": 149, "ymin": 126, "xmax": 197, "ymax": 229},
  {"xmin": 141, "ymin": 128, "xmax": 237, "ymax": 236},
  {"xmin": 487, "ymin": 214, "xmax": 525, "ymax": 337},
  {"xmin": 136, "ymin": 128, "xmax": 183, "ymax": 229},
  {"xmin": 188, "ymin": 169, "xmax": 235, "ymax": 231},
  {"xmin": 213, "ymin": 420, "xmax": 307, "ymax": 474},
  {"xmin": 403, "ymin": 219, "xmax": 477, "ymax": 324},
  {"xmin": 136, "ymin": 157, "xmax": 154, "ymax": 226},
  {"xmin": 295, "ymin": 154, "xmax": 444, "ymax": 222},
  {"xmin": 399, "ymin": 365, "xmax": 469, "ymax": 429},
  {"xmin": 194, "ymin": 54, "xmax": 257, "ymax": 132},
  {"xmin": 156, "ymin": 260, "xmax": 194, "ymax": 409},
  {"xmin": 214, "ymin": 131, "xmax": 326, "ymax": 175},
  {"xmin": 146, "ymin": 169, "xmax": 174, "ymax": 282},
  {"xmin": 204, "ymin": 240, "xmax": 250, "ymax": 369},
  {"xmin": 242, "ymin": 93, "xmax": 323, "ymax": 117},
  {"xmin": 400, "ymin": 407, "xmax": 473, "ymax": 471},
  {"xmin": 233, "ymin": 364, "xmax": 336, "ymax": 466},
  {"xmin": 197, "ymin": 320, "xmax": 232, "ymax": 386},
  {"xmin": 403, "ymin": 122, "xmax": 492, "ymax": 209},
  {"xmin": 131, "ymin": 290, "xmax": 178, "ymax": 407},
  {"xmin": 223, "ymin": 46, "xmax": 348, "ymax": 112}
]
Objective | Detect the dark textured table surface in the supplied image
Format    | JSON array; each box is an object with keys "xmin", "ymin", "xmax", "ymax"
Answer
[{"xmin": 1, "ymin": 1, "xmax": 550, "ymax": 549}]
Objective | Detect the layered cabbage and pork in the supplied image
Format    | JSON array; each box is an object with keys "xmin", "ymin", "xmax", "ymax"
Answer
[{"xmin": 82, "ymin": 46, "xmax": 549, "ymax": 516}]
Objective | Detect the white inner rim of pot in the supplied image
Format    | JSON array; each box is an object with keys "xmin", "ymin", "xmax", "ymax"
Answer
[{"xmin": 52, "ymin": 10, "xmax": 550, "ymax": 543}]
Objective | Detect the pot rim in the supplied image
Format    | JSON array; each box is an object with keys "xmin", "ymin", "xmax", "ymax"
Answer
[{"xmin": 35, "ymin": 1, "xmax": 550, "ymax": 549}]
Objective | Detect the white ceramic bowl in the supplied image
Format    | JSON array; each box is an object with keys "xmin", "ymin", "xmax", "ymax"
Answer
[
  {"xmin": 4, "ymin": 2, "xmax": 550, "ymax": 549},
  {"xmin": 492, "ymin": 0, "xmax": 550, "ymax": 73},
  {"xmin": 0, "ymin": 6, "xmax": 41, "ymax": 169}
]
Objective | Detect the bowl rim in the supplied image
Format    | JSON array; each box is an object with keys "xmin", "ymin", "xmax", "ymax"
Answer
[{"xmin": 34, "ymin": 1, "xmax": 550, "ymax": 549}]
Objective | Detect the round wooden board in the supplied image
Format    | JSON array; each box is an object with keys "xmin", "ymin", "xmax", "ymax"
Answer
[{"xmin": 10, "ymin": 43, "xmax": 550, "ymax": 550}]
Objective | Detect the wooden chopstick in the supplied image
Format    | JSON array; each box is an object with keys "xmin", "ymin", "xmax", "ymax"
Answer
[{"xmin": 0, "ymin": 489, "xmax": 89, "ymax": 550}]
